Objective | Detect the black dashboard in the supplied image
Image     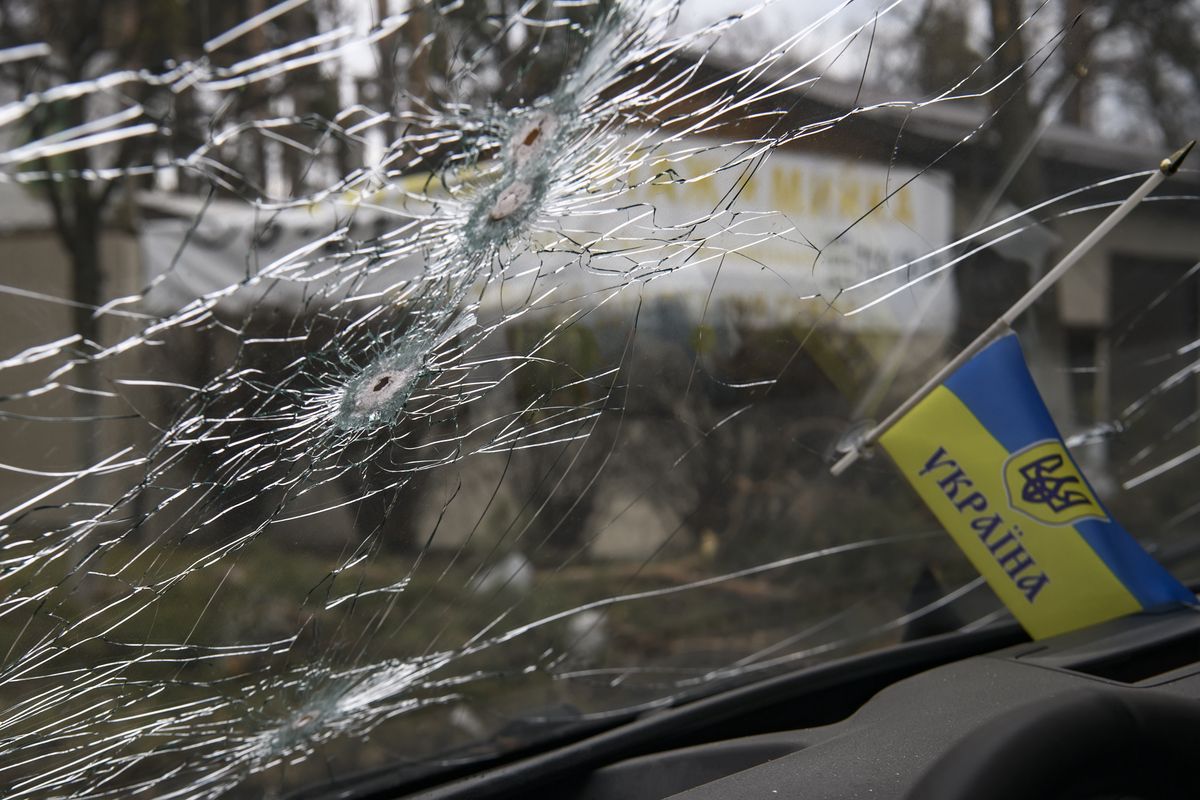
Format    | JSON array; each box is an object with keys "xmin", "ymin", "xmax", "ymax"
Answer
[{"xmin": 400, "ymin": 608, "xmax": 1200, "ymax": 800}]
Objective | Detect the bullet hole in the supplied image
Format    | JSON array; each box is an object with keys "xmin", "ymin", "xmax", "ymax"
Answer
[
  {"xmin": 510, "ymin": 110, "xmax": 559, "ymax": 168},
  {"xmin": 488, "ymin": 180, "xmax": 533, "ymax": 221},
  {"xmin": 356, "ymin": 368, "xmax": 407, "ymax": 409},
  {"xmin": 344, "ymin": 363, "xmax": 422, "ymax": 423}
]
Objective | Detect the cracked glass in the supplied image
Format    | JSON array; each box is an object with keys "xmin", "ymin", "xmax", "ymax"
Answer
[{"xmin": 0, "ymin": 0, "xmax": 1198, "ymax": 797}]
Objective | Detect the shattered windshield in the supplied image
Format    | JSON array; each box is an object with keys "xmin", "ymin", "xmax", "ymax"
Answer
[{"xmin": 0, "ymin": 0, "xmax": 1198, "ymax": 796}]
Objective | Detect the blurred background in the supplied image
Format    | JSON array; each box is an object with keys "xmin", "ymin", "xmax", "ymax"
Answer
[{"xmin": 1, "ymin": 1, "xmax": 1199, "ymax": 796}]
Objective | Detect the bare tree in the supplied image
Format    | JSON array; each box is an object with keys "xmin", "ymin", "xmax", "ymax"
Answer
[
  {"xmin": 0, "ymin": 4, "xmax": 290, "ymax": 366},
  {"xmin": 900, "ymin": 0, "xmax": 1200, "ymax": 147}
]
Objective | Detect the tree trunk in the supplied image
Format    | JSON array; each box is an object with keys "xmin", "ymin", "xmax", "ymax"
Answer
[{"xmin": 983, "ymin": 0, "xmax": 1072, "ymax": 424}]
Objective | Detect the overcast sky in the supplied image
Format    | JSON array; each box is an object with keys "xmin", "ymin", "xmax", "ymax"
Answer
[{"xmin": 671, "ymin": 0, "xmax": 916, "ymax": 82}]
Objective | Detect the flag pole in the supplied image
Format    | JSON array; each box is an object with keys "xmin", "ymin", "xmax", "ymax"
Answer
[{"xmin": 831, "ymin": 139, "xmax": 1195, "ymax": 477}]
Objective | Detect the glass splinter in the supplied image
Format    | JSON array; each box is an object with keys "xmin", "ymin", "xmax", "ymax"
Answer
[{"xmin": 0, "ymin": 2, "xmax": 1193, "ymax": 797}]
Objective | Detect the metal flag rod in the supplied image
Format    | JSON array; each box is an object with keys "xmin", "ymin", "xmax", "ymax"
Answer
[{"xmin": 831, "ymin": 139, "xmax": 1195, "ymax": 477}]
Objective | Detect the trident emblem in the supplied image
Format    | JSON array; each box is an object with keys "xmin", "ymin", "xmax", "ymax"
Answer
[
  {"xmin": 1018, "ymin": 453, "xmax": 1091, "ymax": 512},
  {"xmin": 1003, "ymin": 441, "xmax": 1107, "ymax": 527}
]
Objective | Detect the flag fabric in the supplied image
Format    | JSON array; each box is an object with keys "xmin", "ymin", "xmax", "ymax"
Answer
[{"xmin": 881, "ymin": 333, "xmax": 1195, "ymax": 640}]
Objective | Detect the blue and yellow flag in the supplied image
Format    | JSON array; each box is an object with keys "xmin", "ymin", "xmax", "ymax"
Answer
[{"xmin": 882, "ymin": 333, "xmax": 1195, "ymax": 639}]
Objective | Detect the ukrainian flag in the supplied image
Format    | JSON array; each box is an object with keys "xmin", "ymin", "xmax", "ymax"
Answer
[{"xmin": 881, "ymin": 333, "xmax": 1195, "ymax": 639}]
